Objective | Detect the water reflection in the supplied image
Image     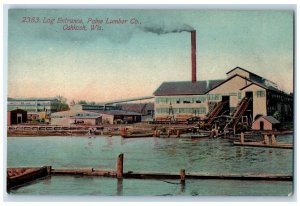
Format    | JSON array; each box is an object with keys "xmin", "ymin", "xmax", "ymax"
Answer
[{"xmin": 116, "ymin": 179, "xmax": 123, "ymax": 196}]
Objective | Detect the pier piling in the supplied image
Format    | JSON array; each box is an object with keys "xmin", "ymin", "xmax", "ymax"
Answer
[
  {"xmin": 271, "ymin": 134, "xmax": 277, "ymax": 145},
  {"xmin": 180, "ymin": 169, "xmax": 186, "ymax": 184},
  {"xmin": 116, "ymin": 153, "xmax": 124, "ymax": 179},
  {"xmin": 176, "ymin": 130, "xmax": 180, "ymax": 138},
  {"xmin": 264, "ymin": 134, "xmax": 270, "ymax": 145},
  {"xmin": 240, "ymin": 132, "xmax": 244, "ymax": 144}
]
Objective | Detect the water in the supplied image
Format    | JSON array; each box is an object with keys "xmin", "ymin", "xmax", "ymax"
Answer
[{"xmin": 7, "ymin": 135, "xmax": 294, "ymax": 196}]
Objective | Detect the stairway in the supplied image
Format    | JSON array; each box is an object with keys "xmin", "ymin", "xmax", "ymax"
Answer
[
  {"xmin": 224, "ymin": 97, "xmax": 252, "ymax": 131},
  {"xmin": 206, "ymin": 100, "xmax": 229, "ymax": 124}
]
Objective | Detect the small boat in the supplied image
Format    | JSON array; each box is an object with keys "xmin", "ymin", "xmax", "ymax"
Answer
[
  {"xmin": 120, "ymin": 127, "xmax": 153, "ymax": 138},
  {"xmin": 180, "ymin": 133, "xmax": 210, "ymax": 139}
]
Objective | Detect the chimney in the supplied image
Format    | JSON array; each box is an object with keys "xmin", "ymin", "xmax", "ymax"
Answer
[{"xmin": 191, "ymin": 30, "xmax": 197, "ymax": 82}]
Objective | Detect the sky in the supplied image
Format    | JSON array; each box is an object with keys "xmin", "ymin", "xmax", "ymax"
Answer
[{"xmin": 7, "ymin": 9, "xmax": 294, "ymax": 103}]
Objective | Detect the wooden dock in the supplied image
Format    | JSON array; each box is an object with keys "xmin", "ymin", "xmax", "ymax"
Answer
[{"xmin": 233, "ymin": 132, "xmax": 293, "ymax": 149}]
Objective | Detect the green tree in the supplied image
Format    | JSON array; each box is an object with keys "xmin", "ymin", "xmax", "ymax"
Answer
[
  {"xmin": 273, "ymin": 111, "xmax": 282, "ymax": 121},
  {"xmin": 78, "ymin": 100, "xmax": 88, "ymax": 104},
  {"xmin": 55, "ymin": 95, "xmax": 69, "ymax": 111}
]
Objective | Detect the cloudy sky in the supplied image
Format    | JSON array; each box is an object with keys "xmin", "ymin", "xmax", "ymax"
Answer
[{"xmin": 8, "ymin": 9, "xmax": 294, "ymax": 102}]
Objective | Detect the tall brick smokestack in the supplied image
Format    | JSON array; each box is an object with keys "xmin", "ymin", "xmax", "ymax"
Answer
[{"xmin": 191, "ymin": 30, "xmax": 197, "ymax": 82}]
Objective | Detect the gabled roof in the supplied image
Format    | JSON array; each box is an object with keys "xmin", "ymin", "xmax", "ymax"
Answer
[
  {"xmin": 153, "ymin": 80, "xmax": 224, "ymax": 96},
  {"xmin": 118, "ymin": 103, "xmax": 154, "ymax": 113},
  {"xmin": 51, "ymin": 110, "xmax": 100, "ymax": 117},
  {"xmin": 262, "ymin": 116, "xmax": 280, "ymax": 124},
  {"xmin": 226, "ymin": 66, "xmax": 258, "ymax": 76},
  {"xmin": 205, "ymin": 74, "xmax": 251, "ymax": 94},
  {"xmin": 239, "ymin": 81, "xmax": 290, "ymax": 96},
  {"xmin": 239, "ymin": 82, "xmax": 268, "ymax": 91},
  {"xmin": 226, "ymin": 66, "xmax": 278, "ymax": 88}
]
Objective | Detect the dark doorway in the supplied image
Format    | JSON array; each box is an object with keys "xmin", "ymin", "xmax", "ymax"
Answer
[
  {"xmin": 245, "ymin": 91, "xmax": 253, "ymax": 99},
  {"xmin": 259, "ymin": 121, "xmax": 264, "ymax": 130},
  {"xmin": 17, "ymin": 116, "xmax": 22, "ymax": 124},
  {"xmin": 222, "ymin": 96, "xmax": 230, "ymax": 115}
]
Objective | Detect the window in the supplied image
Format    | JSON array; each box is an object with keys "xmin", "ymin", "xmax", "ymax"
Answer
[
  {"xmin": 208, "ymin": 94, "xmax": 220, "ymax": 101},
  {"xmin": 238, "ymin": 92, "xmax": 241, "ymax": 99},
  {"xmin": 256, "ymin": 91, "xmax": 265, "ymax": 97}
]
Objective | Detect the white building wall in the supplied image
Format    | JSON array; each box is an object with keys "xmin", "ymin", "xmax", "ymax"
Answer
[
  {"xmin": 154, "ymin": 95, "xmax": 208, "ymax": 120},
  {"xmin": 208, "ymin": 75, "xmax": 251, "ymax": 108},
  {"xmin": 241, "ymin": 84, "xmax": 267, "ymax": 118}
]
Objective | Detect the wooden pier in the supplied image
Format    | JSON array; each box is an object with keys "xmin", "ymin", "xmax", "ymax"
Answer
[{"xmin": 233, "ymin": 132, "xmax": 293, "ymax": 149}]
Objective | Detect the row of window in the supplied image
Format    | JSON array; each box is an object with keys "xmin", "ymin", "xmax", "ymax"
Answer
[
  {"xmin": 156, "ymin": 91, "xmax": 268, "ymax": 103},
  {"xmin": 256, "ymin": 91, "xmax": 265, "ymax": 97},
  {"xmin": 155, "ymin": 107, "xmax": 207, "ymax": 114},
  {"xmin": 207, "ymin": 94, "xmax": 221, "ymax": 101},
  {"xmin": 156, "ymin": 96, "xmax": 211, "ymax": 104},
  {"xmin": 8, "ymin": 101, "xmax": 54, "ymax": 105},
  {"xmin": 8, "ymin": 105, "xmax": 52, "ymax": 110}
]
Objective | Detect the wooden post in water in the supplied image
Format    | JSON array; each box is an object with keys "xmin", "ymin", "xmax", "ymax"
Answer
[
  {"xmin": 176, "ymin": 130, "xmax": 180, "ymax": 138},
  {"xmin": 46, "ymin": 166, "xmax": 52, "ymax": 175},
  {"xmin": 240, "ymin": 132, "xmax": 244, "ymax": 144},
  {"xmin": 167, "ymin": 130, "xmax": 171, "ymax": 137},
  {"xmin": 116, "ymin": 153, "xmax": 124, "ymax": 179},
  {"xmin": 180, "ymin": 169, "xmax": 186, "ymax": 184},
  {"xmin": 264, "ymin": 134, "xmax": 270, "ymax": 145},
  {"xmin": 271, "ymin": 133, "xmax": 277, "ymax": 145}
]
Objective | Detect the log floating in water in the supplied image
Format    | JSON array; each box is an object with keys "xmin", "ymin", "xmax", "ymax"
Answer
[
  {"xmin": 8, "ymin": 167, "xmax": 292, "ymax": 182},
  {"xmin": 122, "ymin": 171, "xmax": 292, "ymax": 181},
  {"xmin": 51, "ymin": 168, "xmax": 116, "ymax": 177},
  {"xmin": 233, "ymin": 141, "xmax": 293, "ymax": 149},
  {"xmin": 7, "ymin": 166, "xmax": 51, "ymax": 190}
]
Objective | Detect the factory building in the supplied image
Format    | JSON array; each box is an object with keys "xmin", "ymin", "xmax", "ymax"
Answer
[
  {"xmin": 73, "ymin": 104, "xmax": 120, "ymax": 113},
  {"xmin": 153, "ymin": 67, "xmax": 293, "ymax": 124},
  {"xmin": 153, "ymin": 80, "xmax": 223, "ymax": 121},
  {"xmin": 8, "ymin": 97, "xmax": 59, "ymax": 115},
  {"xmin": 50, "ymin": 106, "xmax": 101, "ymax": 126},
  {"xmin": 153, "ymin": 29, "xmax": 292, "ymax": 130}
]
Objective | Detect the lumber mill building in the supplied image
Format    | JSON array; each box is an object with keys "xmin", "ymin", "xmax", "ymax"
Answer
[
  {"xmin": 153, "ymin": 67, "xmax": 293, "ymax": 126},
  {"xmin": 153, "ymin": 30, "xmax": 292, "ymax": 130}
]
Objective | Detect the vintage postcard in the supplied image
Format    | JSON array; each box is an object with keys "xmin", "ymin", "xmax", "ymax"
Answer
[{"xmin": 5, "ymin": 7, "xmax": 294, "ymax": 198}]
